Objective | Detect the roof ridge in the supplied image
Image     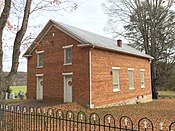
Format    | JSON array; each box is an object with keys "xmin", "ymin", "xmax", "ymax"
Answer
[
  {"xmin": 23, "ymin": 19, "xmax": 153, "ymax": 59},
  {"xmin": 51, "ymin": 19, "xmax": 117, "ymax": 43}
]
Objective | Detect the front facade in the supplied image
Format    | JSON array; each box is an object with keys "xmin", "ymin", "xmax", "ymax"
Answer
[
  {"xmin": 24, "ymin": 20, "xmax": 152, "ymax": 108},
  {"xmin": 26, "ymin": 25, "xmax": 90, "ymax": 106}
]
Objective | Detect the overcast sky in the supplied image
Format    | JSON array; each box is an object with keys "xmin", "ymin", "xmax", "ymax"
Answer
[
  {"xmin": 3, "ymin": 0, "xmax": 117, "ymax": 72},
  {"xmin": 44, "ymin": 0, "xmax": 110, "ymax": 36},
  {"xmin": 4, "ymin": 0, "xmax": 113, "ymax": 72}
]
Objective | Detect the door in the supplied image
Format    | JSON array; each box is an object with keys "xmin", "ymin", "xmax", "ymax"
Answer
[
  {"xmin": 64, "ymin": 75, "xmax": 72, "ymax": 102},
  {"xmin": 36, "ymin": 76, "xmax": 43, "ymax": 100}
]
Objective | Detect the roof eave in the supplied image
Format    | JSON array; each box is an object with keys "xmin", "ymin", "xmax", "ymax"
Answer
[
  {"xmin": 23, "ymin": 54, "xmax": 32, "ymax": 58},
  {"xmin": 77, "ymin": 44, "xmax": 93, "ymax": 47},
  {"xmin": 23, "ymin": 19, "xmax": 89, "ymax": 56},
  {"xmin": 92, "ymin": 45, "xmax": 153, "ymax": 59},
  {"xmin": 77, "ymin": 43, "xmax": 153, "ymax": 59},
  {"xmin": 23, "ymin": 20, "xmax": 55, "ymax": 56}
]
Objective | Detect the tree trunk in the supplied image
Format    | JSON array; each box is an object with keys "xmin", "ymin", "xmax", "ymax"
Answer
[
  {"xmin": 150, "ymin": 31, "xmax": 158, "ymax": 99},
  {"xmin": 151, "ymin": 60, "xmax": 158, "ymax": 99},
  {"xmin": 0, "ymin": 0, "xmax": 12, "ymax": 101},
  {"xmin": 0, "ymin": 0, "xmax": 32, "ymax": 100}
]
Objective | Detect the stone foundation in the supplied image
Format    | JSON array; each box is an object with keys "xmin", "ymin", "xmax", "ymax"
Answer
[{"xmin": 94, "ymin": 94, "xmax": 152, "ymax": 108}]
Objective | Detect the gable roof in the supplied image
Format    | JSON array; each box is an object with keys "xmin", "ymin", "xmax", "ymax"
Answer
[{"xmin": 23, "ymin": 19, "xmax": 153, "ymax": 59}]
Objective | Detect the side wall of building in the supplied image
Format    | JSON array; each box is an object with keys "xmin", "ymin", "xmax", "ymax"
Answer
[
  {"xmin": 91, "ymin": 48, "xmax": 152, "ymax": 108},
  {"xmin": 27, "ymin": 26, "xmax": 90, "ymax": 106}
]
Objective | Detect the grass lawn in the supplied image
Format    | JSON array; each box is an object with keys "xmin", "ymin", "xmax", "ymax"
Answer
[
  {"xmin": 10, "ymin": 86, "xmax": 27, "ymax": 95},
  {"xmin": 158, "ymin": 90, "xmax": 175, "ymax": 97}
]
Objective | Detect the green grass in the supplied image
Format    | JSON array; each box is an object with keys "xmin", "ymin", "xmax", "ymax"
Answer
[
  {"xmin": 10, "ymin": 86, "xmax": 27, "ymax": 95},
  {"xmin": 157, "ymin": 90, "xmax": 175, "ymax": 97}
]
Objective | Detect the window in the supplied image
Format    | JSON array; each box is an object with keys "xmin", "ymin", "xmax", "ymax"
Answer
[
  {"xmin": 112, "ymin": 67, "xmax": 120, "ymax": 92},
  {"xmin": 63, "ymin": 45, "xmax": 73, "ymax": 65},
  {"xmin": 37, "ymin": 51, "xmax": 44, "ymax": 67},
  {"xmin": 140, "ymin": 69, "xmax": 145, "ymax": 88},
  {"xmin": 128, "ymin": 68, "xmax": 134, "ymax": 89}
]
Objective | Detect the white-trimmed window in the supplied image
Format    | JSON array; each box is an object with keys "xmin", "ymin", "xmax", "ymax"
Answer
[
  {"xmin": 63, "ymin": 45, "xmax": 73, "ymax": 65},
  {"xmin": 37, "ymin": 51, "xmax": 44, "ymax": 68},
  {"xmin": 140, "ymin": 69, "xmax": 145, "ymax": 88},
  {"xmin": 112, "ymin": 67, "xmax": 120, "ymax": 92},
  {"xmin": 128, "ymin": 68, "xmax": 134, "ymax": 90}
]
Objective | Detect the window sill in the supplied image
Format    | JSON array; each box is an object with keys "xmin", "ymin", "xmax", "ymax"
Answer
[
  {"xmin": 63, "ymin": 63, "xmax": 72, "ymax": 66},
  {"xmin": 113, "ymin": 89, "xmax": 121, "ymax": 92},
  {"xmin": 129, "ymin": 87, "xmax": 134, "ymax": 90},
  {"xmin": 37, "ymin": 66, "xmax": 43, "ymax": 68},
  {"xmin": 141, "ymin": 86, "xmax": 145, "ymax": 88}
]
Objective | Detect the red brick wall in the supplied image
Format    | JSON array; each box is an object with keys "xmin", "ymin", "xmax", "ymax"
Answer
[
  {"xmin": 91, "ymin": 48, "xmax": 151, "ymax": 107},
  {"xmin": 27, "ymin": 26, "xmax": 90, "ymax": 106}
]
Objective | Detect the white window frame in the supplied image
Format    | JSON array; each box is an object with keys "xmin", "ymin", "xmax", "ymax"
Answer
[
  {"xmin": 112, "ymin": 67, "xmax": 120, "ymax": 92},
  {"xmin": 63, "ymin": 45, "xmax": 73, "ymax": 65},
  {"xmin": 140, "ymin": 69, "xmax": 145, "ymax": 88},
  {"xmin": 36, "ymin": 50, "xmax": 44, "ymax": 68},
  {"xmin": 128, "ymin": 68, "xmax": 134, "ymax": 90}
]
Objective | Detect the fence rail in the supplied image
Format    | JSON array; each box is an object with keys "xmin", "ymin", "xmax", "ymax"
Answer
[{"xmin": 0, "ymin": 104, "xmax": 174, "ymax": 131}]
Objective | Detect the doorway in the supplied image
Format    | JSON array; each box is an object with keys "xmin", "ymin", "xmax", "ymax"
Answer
[
  {"xmin": 64, "ymin": 75, "xmax": 72, "ymax": 102},
  {"xmin": 36, "ymin": 76, "xmax": 43, "ymax": 100}
]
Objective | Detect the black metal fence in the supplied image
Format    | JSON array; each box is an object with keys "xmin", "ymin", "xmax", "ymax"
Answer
[{"xmin": 0, "ymin": 104, "xmax": 175, "ymax": 131}]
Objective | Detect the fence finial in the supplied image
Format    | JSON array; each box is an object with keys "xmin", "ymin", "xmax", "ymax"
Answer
[
  {"xmin": 108, "ymin": 116, "xmax": 111, "ymax": 124},
  {"xmin": 59, "ymin": 111, "xmax": 62, "ymax": 117},
  {"xmin": 144, "ymin": 121, "xmax": 148, "ymax": 129},
  {"xmin": 160, "ymin": 122, "xmax": 163, "ymax": 130},
  {"xmin": 23, "ymin": 108, "xmax": 26, "ymax": 113},
  {"xmin": 80, "ymin": 114, "xmax": 83, "ymax": 120},
  {"xmin": 69, "ymin": 112, "xmax": 72, "ymax": 119},
  {"xmin": 49, "ymin": 110, "xmax": 52, "ymax": 115},
  {"xmin": 93, "ymin": 114, "xmax": 96, "ymax": 121}
]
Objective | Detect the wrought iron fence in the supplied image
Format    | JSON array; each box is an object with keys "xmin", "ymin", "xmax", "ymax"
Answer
[{"xmin": 0, "ymin": 104, "xmax": 175, "ymax": 131}]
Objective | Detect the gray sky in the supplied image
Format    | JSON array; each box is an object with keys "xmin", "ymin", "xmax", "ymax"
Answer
[{"xmin": 4, "ymin": 0, "xmax": 112, "ymax": 72}]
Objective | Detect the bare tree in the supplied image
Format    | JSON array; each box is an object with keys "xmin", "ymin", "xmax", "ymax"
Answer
[
  {"xmin": 0, "ymin": 0, "xmax": 78, "ymax": 100},
  {"xmin": 103, "ymin": 0, "xmax": 175, "ymax": 98}
]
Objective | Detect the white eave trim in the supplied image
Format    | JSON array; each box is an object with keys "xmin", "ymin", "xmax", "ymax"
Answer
[
  {"xmin": 77, "ymin": 44, "xmax": 92, "ymax": 47},
  {"xmin": 62, "ymin": 72, "xmax": 73, "ymax": 76},
  {"xmin": 24, "ymin": 24, "xmax": 53, "ymax": 56}
]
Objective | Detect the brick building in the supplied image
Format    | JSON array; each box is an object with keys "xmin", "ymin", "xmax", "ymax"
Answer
[{"xmin": 23, "ymin": 20, "xmax": 153, "ymax": 108}]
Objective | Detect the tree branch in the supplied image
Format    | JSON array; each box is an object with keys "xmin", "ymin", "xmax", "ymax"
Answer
[{"xmin": 7, "ymin": 0, "xmax": 32, "ymax": 85}]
